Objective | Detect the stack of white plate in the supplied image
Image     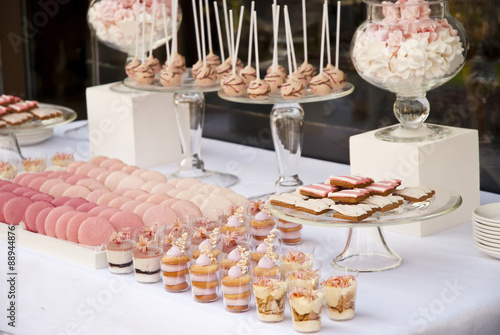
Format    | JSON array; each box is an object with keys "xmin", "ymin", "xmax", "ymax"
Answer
[{"xmin": 472, "ymin": 203, "xmax": 500, "ymax": 259}]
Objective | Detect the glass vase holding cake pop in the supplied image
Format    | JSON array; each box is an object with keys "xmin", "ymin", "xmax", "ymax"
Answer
[{"xmin": 351, "ymin": 0, "xmax": 468, "ymax": 142}]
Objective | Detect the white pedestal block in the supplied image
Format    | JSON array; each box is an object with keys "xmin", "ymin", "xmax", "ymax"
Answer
[
  {"xmin": 350, "ymin": 125, "xmax": 480, "ymax": 237},
  {"xmin": 86, "ymin": 83, "xmax": 181, "ymax": 167}
]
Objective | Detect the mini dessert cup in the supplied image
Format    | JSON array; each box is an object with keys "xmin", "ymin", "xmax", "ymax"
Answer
[
  {"xmin": 161, "ymin": 245, "xmax": 191, "ymax": 293},
  {"xmin": 163, "ymin": 219, "xmax": 190, "ymax": 252},
  {"xmin": 188, "ymin": 209, "xmax": 223, "ymax": 251},
  {"xmin": 253, "ymin": 277, "xmax": 287, "ymax": 322},
  {"xmin": 0, "ymin": 160, "xmax": 19, "ymax": 181},
  {"xmin": 281, "ymin": 244, "xmax": 315, "ymax": 280},
  {"xmin": 286, "ymin": 260, "xmax": 323, "ymax": 292},
  {"xmin": 276, "ymin": 219, "xmax": 303, "ymax": 245},
  {"xmin": 321, "ymin": 269, "xmax": 359, "ymax": 321},
  {"xmin": 220, "ymin": 228, "xmax": 250, "ymax": 255},
  {"xmin": 250, "ymin": 236, "xmax": 283, "ymax": 269},
  {"xmin": 50, "ymin": 149, "xmax": 75, "ymax": 168},
  {"xmin": 252, "ymin": 255, "xmax": 281, "ymax": 280},
  {"xmin": 189, "ymin": 254, "xmax": 220, "ymax": 303},
  {"xmin": 220, "ymin": 241, "xmax": 252, "ymax": 278},
  {"xmin": 190, "ymin": 228, "xmax": 221, "ymax": 263},
  {"xmin": 105, "ymin": 227, "xmax": 138, "ymax": 274},
  {"xmin": 249, "ymin": 210, "xmax": 277, "ymax": 243},
  {"xmin": 140, "ymin": 222, "xmax": 167, "ymax": 244},
  {"xmin": 22, "ymin": 152, "xmax": 47, "ymax": 173},
  {"xmin": 221, "ymin": 214, "xmax": 249, "ymax": 241},
  {"xmin": 221, "ymin": 264, "xmax": 252, "ymax": 313},
  {"xmin": 289, "ymin": 288, "xmax": 324, "ymax": 333},
  {"xmin": 132, "ymin": 237, "xmax": 163, "ymax": 283}
]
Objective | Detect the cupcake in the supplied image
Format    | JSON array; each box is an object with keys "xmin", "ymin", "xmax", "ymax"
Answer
[
  {"xmin": 161, "ymin": 233, "xmax": 190, "ymax": 292},
  {"xmin": 252, "ymin": 277, "xmax": 287, "ymax": 322},
  {"xmin": 105, "ymin": 229, "xmax": 136, "ymax": 274},
  {"xmin": 132, "ymin": 236, "xmax": 163, "ymax": 283},
  {"xmin": 289, "ymin": 288, "xmax": 324, "ymax": 332},
  {"xmin": 189, "ymin": 253, "xmax": 219, "ymax": 302},
  {"xmin": 322, "ymin": 275, "xmax": 357, "ymax": 321},
  {"xmin": 249, "ymin": 211, "xmax": 276, "ymax": 242},
  {"xmin": 221, "ymin": 250, "xmax": 252, "ymax": 313},
  {"xmin": 286, "ymin": 269, "xmax": 321, "ymax": 291}
]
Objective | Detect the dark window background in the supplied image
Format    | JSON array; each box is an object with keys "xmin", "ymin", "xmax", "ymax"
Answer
[{"xmin": 0, "ymin": 0, "xmax": 499, "ymax": 192}]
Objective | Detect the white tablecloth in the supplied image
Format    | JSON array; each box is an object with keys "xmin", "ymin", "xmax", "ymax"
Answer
[{"xmin": 1, "ymin": 122, "xmax": 500, "ymax": 335}]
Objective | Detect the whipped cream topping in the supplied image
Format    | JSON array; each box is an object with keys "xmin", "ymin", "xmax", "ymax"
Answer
[
  {"xmin": 166, "ymin": 245, "xmax": 182, "ymax": 257},
  {"xmin": 227, "ymin": 215, "xmax": 242, "ymax": 227},
  {"xmin": 255, "ymin": 211, "xmax": 270, "ymax": 222},
  {"xmin": 228, "ymin": 265, "xmax": 243, "ymax": 278},
  {"xmin": 228, "ymin": 249, "xmax": 242, "ymax": 262},
  {"xmin": 198, "ymin": 239, "xmax": 212, "ymax": 251},
  {"xmin": 196, "ymin": 254, "xmax": 212, "ymax": 266},
  {"xmin": 352, "ymin": 0, "xmax": 464, "ymax": 91},
  {"xmin": 257, "ymin": 256, "xmax": 275, "ymax": 269},
  {"xmin": 256, "ymin": 242, "xmax": 268, "ymax": 254}
]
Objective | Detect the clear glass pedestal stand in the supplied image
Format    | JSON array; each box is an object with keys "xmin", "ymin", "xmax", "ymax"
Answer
[
  {"xmin": 270, "ymin": 103, "xmax": 304, "ymax": 194},
  {"xmin": 173, "ymin": 91, "xmax": 239, "ymax": 187}
]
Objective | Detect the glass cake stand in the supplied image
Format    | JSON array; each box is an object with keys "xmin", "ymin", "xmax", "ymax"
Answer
[
  {"xmin": 123, "ymin": 73, "xmax": 239, "ymax": 187},
  {"xmin": 0, "ymin": 103, "xmax": 77, "ymax": 147},
  {"xmin": 267, "ymin": 185, "xmax": 462, "ymax": 272},
  {"xmin": 218, "ymin": 83, "xmax": 354, "ymax": 194}
]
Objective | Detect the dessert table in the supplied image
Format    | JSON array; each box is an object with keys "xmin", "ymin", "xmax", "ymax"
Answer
[{"xmin": 1, "ymin": 121, "xmax": 500, "ymax": 335}]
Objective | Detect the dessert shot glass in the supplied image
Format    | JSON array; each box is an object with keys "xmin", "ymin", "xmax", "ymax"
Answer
[
  {"xmin": 220, "ymin": 241, "xmax": 252, "ymax": 278},
  {"xmin": 281, "ymin": 243, "xmax": 315, "ymax": 280},
  {"xmin": 132, "ymin": 237, "xmax": 163, "ymax": 284},
  {"xmin": 253, "ymin": 277, "xmax": 287, "ymax": 323},
  {"xmin": 221, "ymin": 249, "xmax": 252, "ymax": 313},
  {"xmin": 321, "ymin": 268, "xmax": 359, "ymax": 321},
  {"xmin": 161, "ymin": 230, "xmax": 191, "ymax": 293},
  {"xmin": 188, "ymin": 209, "xmax": 223, "ymax": 251},
  {"xmin": 189, "ymin": 253, "xmax": 220, "ymax": 303},
  {"xmin": 250, "ymin": 233, "xmax": 283, "ymax": 269},
  {"xmin": 22, "ymin": 152, "xmax": 47, "ymax": 173},
  {"xmin": 289, "ymin": 287, "xmax": 324, "ymax": 333},
  {"xmin": 286, "ymin": 259, "xmax": 323, "ymax": 292},
  {"xmin": 276, "ymin": 219, "xmax": 303, "ymax": 245},
  {"xmin": 105, "ymin": 227, "xmax": 138, "ymax": 274}
]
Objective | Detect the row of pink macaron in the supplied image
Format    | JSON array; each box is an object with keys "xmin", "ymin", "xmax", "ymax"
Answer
[
  {"xmin": 0, "ymin": 180, "xmax": 138, "ymax": 246},
  {"xmin": 11, "ymin": 169, "xmax": 203, "ymax": 228}
]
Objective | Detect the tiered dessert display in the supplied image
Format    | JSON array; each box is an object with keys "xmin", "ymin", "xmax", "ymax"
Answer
[
  {"xmin": 268, "ymin": 174, "xmax": 462, "ymax": 272},
  {"xmin": 217, "ymin": 1, "xmax": 354, "ymax": 194},
  {"xmin": 351, "ymin": 0, "xmax": 468, "ymax": 142},
  {"xmin": 122, "ymin": 0, "xmax": 238, "ymax": 187}
]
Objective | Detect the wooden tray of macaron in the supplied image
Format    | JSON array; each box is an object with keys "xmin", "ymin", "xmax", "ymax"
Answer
[{"xmin": 0, "ymin": 95, "xmax": 76, "ymax": 130}]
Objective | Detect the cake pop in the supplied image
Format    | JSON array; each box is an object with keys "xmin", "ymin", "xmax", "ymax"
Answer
[
  {"xmin": 170, "ymin": 52, "xmax": 186, "ymax": 74},
  {"xmin": 221, "ymin": 73, "xmax": 246, "ymax": 96},
  {"xmin": 239, "ymin": 65, "xmax": 257, "ymax": 85},
  {"xmin": 134, "ymin": 63, "xmax": 155, "ymax": 84},
  {"xmin": 160, "ymin": 66, "xmax": 182, "ymax": 87},
  {"xmin": 195, "ymin": 65, "xmax": 216, "ymax": 86},
  {"xmin": 323, "ymin": 65, "xmax": 347, "ymax": 91},
  {"xmin": 297, "ymin": 61, "xmax": 316, "ymax": 82},
  {"xmin": 144, "ymin": 54, "xmax": 161, "ymax": 74},
  {"xmin": 248, "ymin": 78, "xmax": 271, "ymax": 100},
  {"xmin": 309, "ymin": 72, "xmax": 333, "ymax": 95},
  {"xmin": 125, "ymin": 57, "xmax": 141, "ymax": 79},
  {"xmin": 215, "ymin": 61, "xmax": 232, "ymax": 81},
  {"xmin": 281, "ymin": 78, "xmax": 305, "ymax": 99},
  {"xmin": 264, "ymin": 70, "xmax": 286, "ymax": 92},
  {"xmin": 191, "ymin": 59, "xmax": 204, "ymax": 77},
  {"xmin": 206, "ymin": 51, "xmax": 222, "ymax": 69}
]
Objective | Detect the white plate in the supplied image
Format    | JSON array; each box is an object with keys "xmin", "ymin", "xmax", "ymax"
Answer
[
  {"xmin": 473, "ymin": 240, "xmax": 500, "ymax": 259},
  {"xmin": 473, "ymin": 234, "xmax": 500, "ymax": 249},
  {"xmin": 473, "ymin": 231, "xmax": 500, "ymax": 245},
  {"xmin": 472, "ymin": 202, "xmax": 500, "ymax": 224},
  {"xmin": 472, "ymin": 219, "xmax": 500, "ymax": 232},
  {"xmin": 474, "ymin": 230, "xmax": 500, "ymax": 243},
  {"xmin": 473, "ymin": 221, "xmax": 500, "ymax": 235},
  {"xmin": 472, "ymin": 214, "xmax": 500, "ymax": 227}
]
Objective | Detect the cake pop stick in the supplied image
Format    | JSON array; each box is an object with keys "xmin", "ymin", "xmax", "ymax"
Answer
[
  {"xmin": 302, "ymin": 0, "xmax": 308, "ymax": 64},
  {"xmin": 221, "ymin": 8, "xmax": 245, "ymax": 96},
  {"xmin": 162, "ymin": 4, "xmax": 171, "ymax": 63},
  {"xmin": 204, "ymin": 0, "xmax": 213, "ymax": 53},
  {"xmin": 134, "ymin": 0, "xmax": 140, "ymax": 59},
  {"xmin": 229, "ymin": 9, "xmax": 235, "ymax": 73},
  {"xmin": 222, "ymin": 0, "xmax": 232, "ymax": 58},
  {"xmin": 213, "ymin": 1, "xmax": 225, "ymax": 61},
  {"xmin": 272, "ymin": 2, "xmax": 278, "ymax": 72},
  {"xmin": 172, "ymin": 0, "xmax": 178, "ymax": 56},
  {"xmin": 192, "ymin": 0, "xmax": 202, "ymax": 61},
  {"xmin": 149, "ymin": 0, "xmax": 157, "ymax": 56},
  {"xmin": 141, "ymin": 1, "xmax": 146, "ymax": 59},
  {"xmin": 247, "ymin": 10, "xmax": 271, "ymax": 100},
  {"xmin": 199, "ymin": 0, "xmax": 206, "ymax": 66},
  {"xmin": 246, "ymin": 2, "xmax": 255, "ymax": 67},
  {"xmin": 284, "ymin": 7, "xmax": 298, "ymax": 73},
  {"xmin": 335, "ymin": 1, "xmax": 341, "ymax": 69},
  {"xmin": 254, "ymin": 12, "xmax": 260, "ymax": 79},
  {"xmin": 232, "ymin": 6, "xmax": 245, "ymax": 74},
  {"xmin": 325, "ymin": 0, "xmax": 331, "ymax": 66},
  {"xmin": 319, "ymin": 2, "xmax": 327, "ymax": 73}
]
